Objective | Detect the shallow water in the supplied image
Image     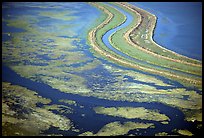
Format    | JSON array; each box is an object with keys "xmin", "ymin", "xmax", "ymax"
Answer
[
  {"xmin": 2, "ymin": 65, "xmax": 195, "ymax": 136},
  {"xmin": 2, "ymin": 2, "xmax": 202, "ymax": 136}
]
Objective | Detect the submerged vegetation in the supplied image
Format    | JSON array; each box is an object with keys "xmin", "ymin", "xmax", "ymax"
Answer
[{"xmin": 2, "ymin": 2, "xmax": 202, "ymax": 136}]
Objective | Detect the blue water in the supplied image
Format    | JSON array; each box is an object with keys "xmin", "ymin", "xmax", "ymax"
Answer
[
  {"xmin": 130, "ymin": 2, "xmax": 202, "ymax": 61},
  {"xmin": 101, "ymin": 3, "xmax": 201, "ymax": 78},
  {"xmin": 68, "ymin": 37, "xmax": 202, "ymax": 94},
  {"xmin": 2, "ymin": 65, "xmax": 196, "ymax": 136},
  {"xmin": 2, "ymin": 2, "xmax": 202, "ymax": 136},
  {"xmin": 2, "ymin": 22, "xmax": 25, "ymax": 42}
]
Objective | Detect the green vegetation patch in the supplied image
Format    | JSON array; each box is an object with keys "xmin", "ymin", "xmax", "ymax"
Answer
[
  {"xmin": 110, "ymin": 2, "xmax": 202, "ymax": 75},
  {"xmin": 58, "ymin": 99, "xmax": 77, "ymax": 106},
  {"xmin": 94, "ymin": 107, "xmax": 170, "ymax": 122},
  {"xmin": 103, "ymin": 64, "xmax": 172, "ymax": 87},
  {"xmin": 2, "ymin": 7, "xmax": 102, "ymax": 97},
  {"xmin": 155, "ymin": 132, "xmax": 169, "ymax": 136},
  {"xmin": 38, "ymin": 11, "xmax": 76, "ymax": 21},
  {"xmin": 43, "ymin": 104, "xmax": 73, "ymax": 114},
  {"xmin": 79, "ymin": 121, "xmax": 154, "ymax": 136},
  {"xmin": 177, "ymin": 129, "xmax": 194, "ymax": 136},
  {"xmin": 97, "ymin": 64, "xmax": 202, "ymax": 122},
  {"xmin": 2, "ymin": 82, "xmax": 73, "ymax": 136},
  {"xmin": 89, "ymin": 2, "xmax": 202, "ymax": 89},
  {"xmin": 88, "ymin": 2, "xmax": 136, "ymax": 63}
]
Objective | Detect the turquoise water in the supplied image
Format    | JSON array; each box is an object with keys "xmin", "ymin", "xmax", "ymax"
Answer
[
  {"xmin": 2, "ymin": 2, "xmax": 202, "ymax": 136},
  {"xmin": 130, "ymin": 2, "xmax": 202, "ymax": 60}
]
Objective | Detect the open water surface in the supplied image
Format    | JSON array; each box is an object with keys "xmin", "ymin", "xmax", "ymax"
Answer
[
  {"xmin": 2, "ymin": 65, "xmax": 196, "ymax": 136},
  {"xmin": 2, "ymin": 2, "xmax": 202, "ymax": 136},
  {"xmin": 130, "ymin": 2, "xmax": 202, "ymax": 60}
]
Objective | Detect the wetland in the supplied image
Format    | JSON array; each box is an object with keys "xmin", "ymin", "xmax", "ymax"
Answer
[{"xmin": 2, "ymin": 2, "xmax": 202, "ymax": 136}]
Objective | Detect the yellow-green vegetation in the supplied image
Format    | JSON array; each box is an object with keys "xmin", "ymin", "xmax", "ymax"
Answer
[
  {"xmin": 114, "ymin": 3, "xmax": 201, "ymax": 65},
  {"xmin": 39, "ymin": 11, "xmax": 76, "ymax": 21},
  {"xmin": 118, "ymin": 3, "xmax": 201, "ymax": 65},
  {"xmin": 89, "ymin": 87, "xmax": 202, "ymax": 122},
  {"xmin": 110, "ymin": 3, "xmax": 201, "ymax": 76},
  {"xmin": 2, "ymin": 12, "xmax": 101, "ymax": 96},
  {"xmin": 88, "ymin": 2, "xmax": 202, "ymax": 89},
  {"xmin": 58, "ymin": 99, "xmax": 77, "ymax": 106},
  {"xmin": 91, "ymin": 64, "xmax": 202, "ymax": 123},
  {"xmin": 103, "ymin": 64, "xmax": 172, "ymax": 87},
  {"xmin": 10, "ymin": 65, "xmax": 92, "ymax": 94},
  {"xmin": 184, "ymin": 110, "xmax": 202, "ymax": 122},
  {"xmin": 89, "ymin": 86, "xmax": 201, "ymax": 123},
  {"xmin": 155, "ymin": 132, "xmax": 169, "ymax": 136},
  {"xmin": 43, "ymin": 104, "xmax": 73, "ymax": 114},
  {"xmin": 161, "ymin": 121, "xmax": 169, "ymax": 125},
  {"xmin": 79, "ymin": 121, "xmax": 154, "ymax": 136},
  {"xmin": 90, "ymin": 2, "xmax": 126, "ymax": 56},
  {"xmin": 88, "ymin": 2, "xmax": 139, "ymax": 66},
  {"xmin": 2, "ymin": 82, "xmax": 72, "ymax": 136},
  {"xmin": 177, "ymin": 129, "xmax": 194, "ymax": 136},
  {"xmin": 3, "ymin": 3, "xmax": 202, "ymax": 134},
  {"xmin": 94, "ymin": 107, "xmax": 170, "ymax": 122}
]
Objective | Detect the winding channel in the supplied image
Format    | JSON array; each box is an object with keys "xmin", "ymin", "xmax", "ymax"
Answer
[
  {"xmin": 2, "ymin": 2, "xmax": 201, "ymax": 136},
  {"xmin": 88, "ymin": 2, "xmax": 201, "ymax": 89},
  {"xmin": 102, "ymin": 3, "xmax": 201, "ymax": 78}
]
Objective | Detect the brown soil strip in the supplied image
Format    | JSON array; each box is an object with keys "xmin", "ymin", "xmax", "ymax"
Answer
[
  {"xmin": 88, "ymin": 3, "xmax": 201, "ymax": 88},
  {"xmin": 117, "ymin": 2, "xmax": 201, "ymax": 67}
]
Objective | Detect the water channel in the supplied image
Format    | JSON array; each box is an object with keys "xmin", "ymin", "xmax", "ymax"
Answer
[
  {"xmin": 2, "ymin": 2, "xmax": 201, "ymax": 136},
  {"xmin": 101, "ymin": 3, "xmax": 201, "ymax": 78}
]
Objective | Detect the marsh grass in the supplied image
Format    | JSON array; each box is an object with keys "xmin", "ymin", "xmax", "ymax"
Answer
[
  {"xmin": 94, "ymin": 107, "xmax": 170, "ymax": 122},
  {"xmin": 79, "ymin": 121, "xmax": 154, "ymax": 136},
  {"xmin": 2, "ymin": 82, "xmax": 73, "ymax": 136}
]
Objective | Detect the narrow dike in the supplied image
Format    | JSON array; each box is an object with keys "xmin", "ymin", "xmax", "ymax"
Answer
[
  {"xmin": 117, "ymin": 2, "xmax": 201, "ymax": 67},
  {"xmin": 105, "ymin": 3, "xmax": 201, "ymax": 78},
  {"xmin": 88, "ymin": 2, "xmax": 201, "ymax": 89},
  {"xmin": 108, "ymin": 2, "xmax": 201, "ymax": 76}
]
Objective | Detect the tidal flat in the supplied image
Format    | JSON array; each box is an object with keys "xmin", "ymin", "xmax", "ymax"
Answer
[{"xmin": 2, "ymin": 2, "xmax": 202, "ymax": 136}]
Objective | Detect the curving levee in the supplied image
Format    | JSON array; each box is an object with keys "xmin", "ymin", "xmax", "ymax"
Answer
[
  {"xmin": 117, "ymin": 2, "xmax": 201, "ymax": 66},
  {"xmin": 88, "ymin": 2, "xmax": 202, "ymax": 89}
]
